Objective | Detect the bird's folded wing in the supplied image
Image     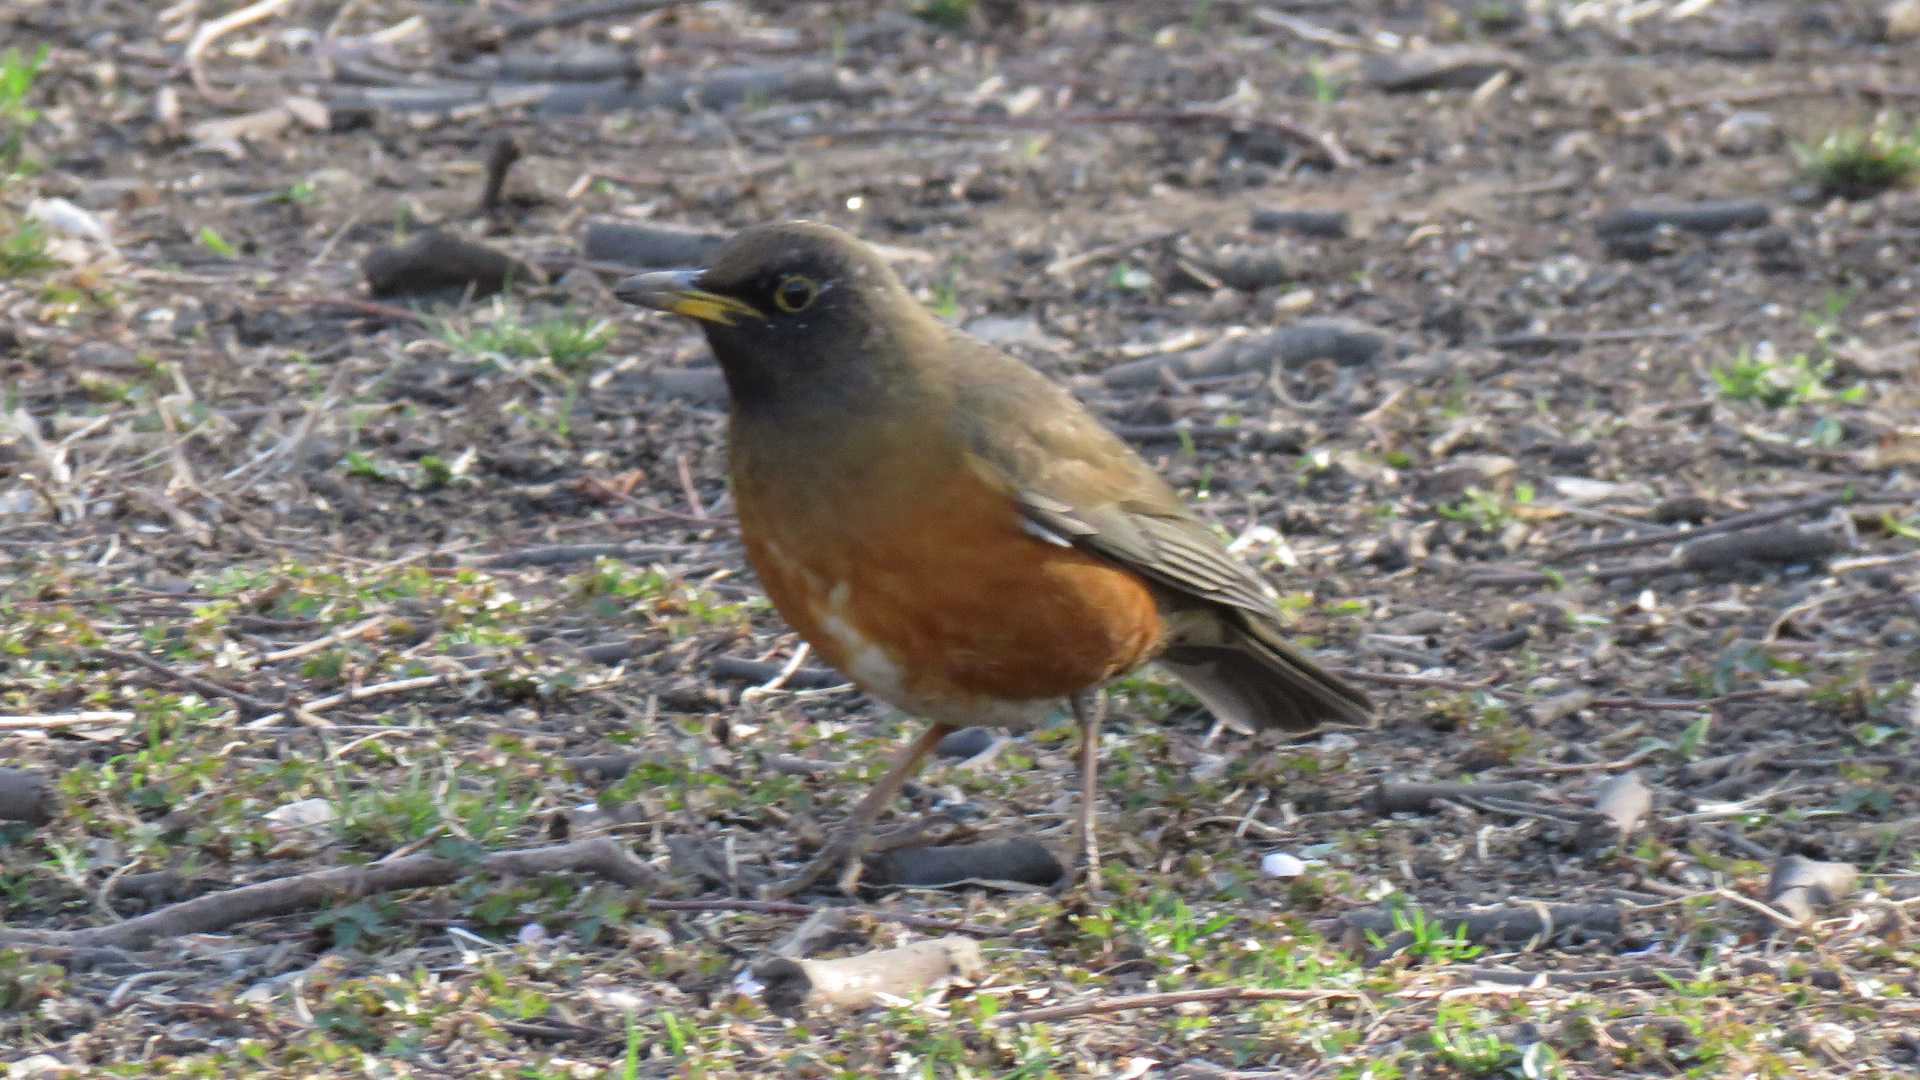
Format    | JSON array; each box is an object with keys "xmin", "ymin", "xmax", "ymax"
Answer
[
  {"xmin": 1012, "ymin": 490, "xmax": 1283, "ymax": 617},
  {"xmin": 950, "ymin": 339, "xmax": 1287, "ymax": 618}
]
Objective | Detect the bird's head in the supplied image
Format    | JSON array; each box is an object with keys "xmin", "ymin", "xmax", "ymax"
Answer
[{"xmin": 616, "ymin": 221, "xmax": 931, "ymax": 412}]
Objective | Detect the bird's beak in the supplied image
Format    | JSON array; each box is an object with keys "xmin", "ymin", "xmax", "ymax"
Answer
[{"xmin": 614, "ymin": 269, "xmax": 765, "ymax": 326}]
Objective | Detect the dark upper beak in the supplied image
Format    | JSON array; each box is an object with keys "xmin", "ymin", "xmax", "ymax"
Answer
[{"xmin": 614, "ymin": 269, "xmax": 765, "ymax": 326}]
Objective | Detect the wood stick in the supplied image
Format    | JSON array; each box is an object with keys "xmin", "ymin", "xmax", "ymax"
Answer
[
  {"xmin": 0, "ymin": 839, "xmax": 656, "ymax": 952},
  {"xmin": 994, "ymin": 986, "xmax": 1362, "ymax": 1025}
]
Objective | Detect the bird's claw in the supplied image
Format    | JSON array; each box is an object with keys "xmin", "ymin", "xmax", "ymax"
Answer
[{"xmin": 760, "ymin": 836, "xmax": 868, "ymax": 899}]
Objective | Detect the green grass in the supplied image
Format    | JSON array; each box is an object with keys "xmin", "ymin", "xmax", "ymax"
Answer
[
  {"xmin": 1436, "ymin": 482, "xmax": 1534, "ymax": 535},
  {"xmin": 440, "ymin": 306, "xmax": 614, "ymax": 373},
  {"xmin": 197, "ymin": 225, "xmax": 238, "ymax": 258},
  {"xmin": 1307, "ymin": 62, "xmax": 1344, "ymax": 104},
  {"xmin": 1708, "ymin": 347, "xmax": 1863, "ymax": 409},
  {"xmin": 929, "ymin": 266, "xmax": 961, "ymax": 320},
  {"xmin": 1374, "ymin": 904, "xmax": 1484, "ymax": 964},
  {"xmin": 912, "ymin": 0, "xmax": 973, "ymax": 30},
  {"xmin": 1429, "ymin": 1003, "xmax": 1526, "ymax": 1075},
  {"xmin": 0, "ymin": 44, "xmax": 48, "ymax": 176},
  {"xmin": 0, "ymin": 217, "xmax": 55, "ymax": 278},
  {"xmin": 1797, "ymin": 117, "xmax": 1920, "ymax": 198}
]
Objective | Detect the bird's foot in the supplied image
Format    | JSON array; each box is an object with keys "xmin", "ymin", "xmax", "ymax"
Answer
[{"xmin": 760, "ymin": 834, "xmax": 869, "ymax": 899}]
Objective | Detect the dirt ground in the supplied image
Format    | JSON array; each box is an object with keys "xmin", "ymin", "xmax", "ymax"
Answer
[{"xmin": 2, "ymin": 0, "xmax": 1918, "ymax": 1076}]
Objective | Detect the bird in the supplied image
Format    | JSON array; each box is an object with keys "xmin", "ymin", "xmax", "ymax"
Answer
[{"xmin": 615, "ymin": 221, "xmax": 1372, "ymax": 897}]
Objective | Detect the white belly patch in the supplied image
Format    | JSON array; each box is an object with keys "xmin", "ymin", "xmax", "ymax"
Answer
[
  {"xmin": 815, "ymin": 581, "xmax": 908, "ymax": 702},
  {"xmin": 809, "ymin": 580, "xmax": 1055, "ymax": 730}
]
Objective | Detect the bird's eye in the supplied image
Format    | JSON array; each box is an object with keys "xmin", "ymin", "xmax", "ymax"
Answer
[{"xmin": 773, "ymin": 274, "xmax": 819, "ymax": 314}]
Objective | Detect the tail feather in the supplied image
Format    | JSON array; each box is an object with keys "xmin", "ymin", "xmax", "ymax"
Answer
[{"xmin": 1157, "ymin": 613, "xmax": 1371, "ymax": 733}]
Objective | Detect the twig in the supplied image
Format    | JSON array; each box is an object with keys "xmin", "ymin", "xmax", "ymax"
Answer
[
  {"xmin": 242, "ymin": 673, "xmax": 458, "ymax": 730},
  {"xmin": 740, "ymin": 643, "xmax": 814, "ymax": 705},
  {"xmin": 1045, "ymin": 229, "xmax": 1184, "ymax": 277},
  {"xmin": 1248, "ymin": 6, "xmax": 1380, "ymax": 51},
  {"xmin": 1714, "ymin": 887, "xmax": 1806, "ymax": 931},
  {"xmin": 0, "ymin": 712, "xmax": 135, "ymax": 730},
  {"xmin": 485, "ymin": 0, "xmax": 681, "ymax": 49},
  {"xmin": 1486, "ymin": 322, "xmax": 1725, "ymax": 352},
  {"xmin": 183, "ymin": 0, "xmax": 294, "ymax": 101},
  {"xmin": 1587, "ymin": 688, "xmax": 1781, "ymax": 711},
  {"xmin": 1455, "ymin": 965, "xmax": 1697, "ymax": 989},
  {"xmin": 1496, "ymin": 745, "xmax": 1661, "ymax": 777},
  {"xmin": 479, "ymin": 540, "xmax": 700, "ymax": 570},
  {"xmin": 710, "ymin": 655, "xmax": 848, "ymax": 691},
  {"xmin": 642, "ymin": 898, "xmax": 1006, "ymax": 938},
  {"xmin": 260, "ymin": 615, "xmax": 391, "ymax": 663},
  {"xmin": 675, "ymin": 452, "xmax": 708, "ymax": 519},
  {"xmin": 599, "ymin": 496, "xmax": 738, "ymax": 530},
  {"xmin": 1451, "ymin": 795, "xmax": 1592, "ymax": 827},
  {"xmin": 1331, "ymin": 669, "xmax": 1501, "ymax": 693},
  {"xmin": 90, "ymin": 646, "xmax": 279, "ymax": 717},
  {"xmin": 1553, "ymin": 495, "xmax": 1839, "ymax": 560},
  {"xmin": 1371, "ymin": 781, "xmax": 1543, "ymax": 815},
  {"xmin": 993, "ymin": 986, "xmax": 1362, "ymax": 1025},
  {"xmin": 223, "ymin": 362, "xmax": 353, "ymax": 487},
  {"xmin": 920, "ymin": 108, "xmax": 1353, "ymax": 169},
  {"xmin": 1617, "ymin": 79, "xmax": 1920, "ymax": 125},
  {"xmin": 0, "ymin": 839, "xmax": 656, "ymax": 951},
  {"xmin": 1831, "ymin": 550, "xmax": 1920, "ymax": 575}
]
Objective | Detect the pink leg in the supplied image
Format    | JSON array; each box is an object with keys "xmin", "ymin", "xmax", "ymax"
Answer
[
  {"xmin": 763, "ymin": 722, "xmax": 954, "ymax": 898},
  {"xmin": 1071, "ymin": 690, "xmax": 1107, "ymax": 893}
]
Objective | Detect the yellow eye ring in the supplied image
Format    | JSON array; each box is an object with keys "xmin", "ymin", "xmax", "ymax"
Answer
[{"xmin": 773, "ymin": 274, "xmax": 819, "ymax": 313}]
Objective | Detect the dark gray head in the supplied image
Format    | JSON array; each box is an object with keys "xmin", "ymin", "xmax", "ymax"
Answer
[{"xmin": 615, "ymin": 221, "xmax": 931, "ymax": 411}]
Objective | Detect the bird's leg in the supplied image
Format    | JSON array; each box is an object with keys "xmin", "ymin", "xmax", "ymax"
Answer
[
  {"xmin": 1070, "ymin": 689, "xmax": 1107, "ymax": 893},
  {"xmin": 762, "ymin": 722, "xmax": 953, "ymax": 899}
]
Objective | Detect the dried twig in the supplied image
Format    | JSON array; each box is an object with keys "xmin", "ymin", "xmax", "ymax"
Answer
[
  {"xmin": 1371, "ymin": 781, "xmax": 1543, "ymax": 815},
  {"xmin": 994, "ymin": 985, "xmax": 1363, "ymax": 1025},
  {"xmin": 0, "ymin": 712, "xmax": 134, "ymax": 730},
  {"xmin": 90, "ymin": 646, "xmax": 278, "ymax": 717},
  {"xmin": 0, "ymin": 839, "xmax": 656, "ymax": 951},
  {"xmin": 1045, "ymin": 229, "xmax": 1184, "ymax": 278},
  {"xmin": 642, "ymin": 898, "xmax": 1006, "ymax": 938},
  {"xmin": 260, "ymin": 615, "xmax": 392, "ymax": 663},
  {"xmin": 480, "ymin": 0, "xmax": 682, "ymax": 50},
  {"xmin": 920, "ymin": 108, "xmax": 1353, "ymax": 169},
  {"xmin": 1714, "ymin": 886, "xmax": 1806, "ymax": 931},
  {"xmin": 242, "ymin": 673, "xmax": 459, "ymax": 730},
  {"xmin": 1554, "ymin": 495, "xmax": 1840, "ymax": 560},
  {"xmin": 183, "ymin": 0, "xmax": 294, "ymax": 100}
]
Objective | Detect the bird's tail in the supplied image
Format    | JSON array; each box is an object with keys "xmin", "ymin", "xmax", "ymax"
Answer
[{"xmin": 1157, "ymin": 611, "xmax": 1372, "ymax": 733}]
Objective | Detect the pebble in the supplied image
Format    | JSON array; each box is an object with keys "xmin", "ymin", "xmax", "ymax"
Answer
[
  {"xmin": 1260, "ymin": 851, "xmax": 1307, "ymax": 878},
  {"xmin": 934, "ymin": 726, "xmax": 995, "ymax": 759}
]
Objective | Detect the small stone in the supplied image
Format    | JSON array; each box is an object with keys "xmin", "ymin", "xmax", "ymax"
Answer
[
  {"xmin": 628, "ymin": 924, "xmax": 673, "ymax": 950},
  {"xmin": 70, "ymin": 341, "xmax": 139, "ymax": 371},
  {"xmin": 963, "ymin": 314, "xmax": 1061, "ymax": 350},
  {"xmin": 264, "ymin": 797, "xmax": 337, "ymax": 831},
  {"xmin": 1790, "ymin": 1021, "xmax": 1856, "ymax": 1061},
  {"xmin": 934, "ymin": 726, "xmax": 996, "ymax": 759},
  {"xmin": 1713, "ymin": 111, "xmax": 1780, "ymax": 155},
  {"xmin": 1261, "ymin": 851, "xmax": 1307, "ymax": 878}
]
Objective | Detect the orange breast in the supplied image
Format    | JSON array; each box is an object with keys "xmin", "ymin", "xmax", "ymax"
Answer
[{"xmin": 734, "ymin": 457, "xmax": 1161, "ymax": 725}]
